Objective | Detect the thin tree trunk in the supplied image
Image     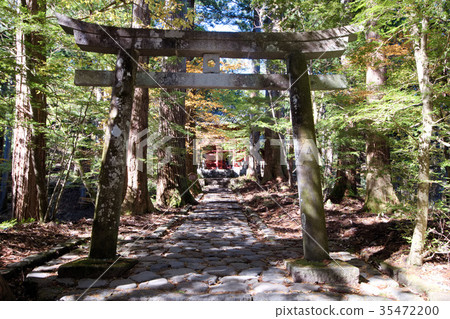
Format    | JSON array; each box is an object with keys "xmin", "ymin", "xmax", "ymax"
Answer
[
  {"xmin": 122, "ymin": 0, "xmax": 156, "ymax": 215},
  {"xmin": 185, "ymin": 91, "xmax": 202, "ymax": 195},
  {"xmin": 246, "ymin": 10, "xmax": 262, "ymax": 181},
  {"xmin": 408, "ymin": 17, "xmax": 433, "ymax": 266},
  {"xmin": 12, "ymin": 0, "xmax": 47, "ymax": 222},
  {"xmin": 266, "ymin": 89, "xmax": 285, "ymax": 182}
]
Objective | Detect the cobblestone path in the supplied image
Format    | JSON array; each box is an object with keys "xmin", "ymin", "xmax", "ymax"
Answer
[{"xmin": 28, "ymin": 183, "xmax": 423, "ymax": 301}]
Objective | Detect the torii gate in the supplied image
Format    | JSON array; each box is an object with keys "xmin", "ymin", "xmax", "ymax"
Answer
[{"xmin": 56, "ymin": 14, "xmax": 359, "ymax": 262}]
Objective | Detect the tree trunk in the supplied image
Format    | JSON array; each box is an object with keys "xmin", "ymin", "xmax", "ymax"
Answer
[
  {"xmin": 12, "ymin": 0, "xmax": 47, "ymax": 222},
  {"xmin": 246, "ymin": 10, "xmax": 262, "ymax": 181},
  {"xmin": 185, "ymin": 91, "xmax": 202, "ymax": 196},
  {"xmin": 261, "ymin": 23, "xmax": 285, "ymax": 184},
  {"xmin": 408, "ymin": 17, "xmax": 433, "ymax": 266},
  {"xmin": 247, "ymin": 127, "xmax": 261, "ymax": 180},
  {"xmin": 0, "ymin": 129, "xmax": 11, "ymax": 212},
  {"xmin": 89, "ymin": 49, "xmax": 137, "ymax": 260},
  {"xmin": 364, "ymin": 132, "xmax": 399, "ymax": 211},
  {"xmin": 364, "ymin": 22, "xmax": 399, "ymax": 212},
  {"xmin": 442, "ymin": 131, "xmax": 450, "ymax": 206},
  {"xmin": 122, "ymin": 0, "xmax": 156, "ymax": 215},
  {"xmin": 262, "ymin": 88, "xmax": 285, "ymax": 183},
  {"xmin": 0, "ymin": 275, "xmax": 14, "ymax": 301},
  {"xmin": 288, "ymin": 52, "xmax": 329, "ymax": 261},
  {"xmin": 328, "ymin": 143, "xmax": 358, "ymax": 204},
  {"xmin": 156, "ymin": 0, "xmax": 197, "ymax": 207},
  {"xmin": 156, "ymin": 69, "xmax": 197, "ymax": 206},
  {"xmin": 262, "ymin": 127, "xmax": 274, "ymax": 182}
]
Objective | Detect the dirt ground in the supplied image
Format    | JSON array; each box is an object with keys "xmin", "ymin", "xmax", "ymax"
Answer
[
  {"xmin": 0, "ymin": 212, "xmax": 177, "ymax": 269},
  {"xmin": 235, "ymin": 179, "xmax": 450, "ymax": 289}
]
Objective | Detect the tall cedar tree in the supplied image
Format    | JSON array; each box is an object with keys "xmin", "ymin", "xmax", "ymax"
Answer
[
  {"xmin": 122, "ymin": 0, "xmax": 157, "ymax": 215},
  {"xmin": 364, "ymin": 20, "xmax": 399, "ymax": 211},
  {"xmin": 156, "ymin": 0, "xmax": 197, "ymax": 207},
  {"xmin": 13, "ymin": 0, "xmax": 47, "ymax": 221}
]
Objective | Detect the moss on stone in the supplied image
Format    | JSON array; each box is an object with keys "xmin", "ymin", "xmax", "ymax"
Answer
[
  {"xmin": 58, "ymin": 257, "xmax": 138, "ymax": 279},
  {"xmin": 286, "ymin": 258, "xmax": 360, "ymax": 285},
  {"xmin": 287, "ymin": 259, "xmax": 349, "ymax": 268}
]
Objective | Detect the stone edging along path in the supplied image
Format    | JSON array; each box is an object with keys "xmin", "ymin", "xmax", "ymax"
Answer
[
  {"xmin": 0, "ymin": 238, "xmax": 87, "ymax": 280},
  {"xmin": 24, "ymin": 182, "xmax": 426, "ymax": 301},
  {"xmin": 379, "ymin": 262, "xmax": 450, "ymax": 301}
]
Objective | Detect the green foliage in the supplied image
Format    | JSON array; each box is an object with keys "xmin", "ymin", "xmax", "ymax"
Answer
[
  {"xmin": 0, "ymin": 217, "xmax": 36, "ymax": 230},
  {"xmin": 0, "ymin": 219, "xmax": 17, "ymax": 230}
]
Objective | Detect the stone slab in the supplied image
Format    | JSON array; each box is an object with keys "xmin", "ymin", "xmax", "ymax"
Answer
[
  {"xmin": 129, "ymin": 271, "xmax": 159, "ymax": 283},
  {"xmin": 253, "ymin": 282, "xmax": 289, "ymax": 293},
  {"xmin": 188, "ymin": 294, "xmax": 252, "ymax": 301},
  {"xmin": 77, "ymin": 278, "xmax": 109, "ymax": 289},
  {"xmin": 139, "ymin": 278, "xmax": 174, "ymax": 290},
  {"xmin": 286, "ymin": 259, "xmax": 359, "ymax": 286},
  {"xmin": 210, "ymin": 281, "xmax": 248, "ymax": 294},
  {"xmin": 253, "ymin": 293, "xmax": 308, "ymax": 301},
  {"xmin": 58, "ymin": 258, "xmax": 138, "ymax": 279}
]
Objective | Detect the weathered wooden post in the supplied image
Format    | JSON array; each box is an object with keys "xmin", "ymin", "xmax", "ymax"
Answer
[
  {"xmin": 288, "ymin": 52, "xmax": 329, "ymax": 261},
  {"xmin": 89, "ymin": 49, "xmax": 138, "ymax": 259}
]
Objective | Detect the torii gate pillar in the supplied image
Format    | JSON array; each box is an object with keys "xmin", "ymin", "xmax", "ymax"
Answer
[
  {"xmin": 89, "ymin": 49, "xmax": 138, "ymax": 259},
  {"xmin": 288, "ymin": 52, "xmax": 329, "ymax": 261}
]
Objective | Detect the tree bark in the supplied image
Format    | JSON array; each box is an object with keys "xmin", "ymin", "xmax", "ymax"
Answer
[
  {"xmin": 121, "ymin": 0, "xmax": 156, "ymax": 215},
  {"xmin": 185, "ymin": 91, "xmax": 202, "ymax": 196},
  {"xmin": 288, "ymin": 52, "xmax": 329, "ymax": 261},
  {"xmin": 261, "ymin": 22, "xmax": 285, "ymax": 184},
  {"xmin": 328, "ymin": 143, "xmax": 358, "ymax": 204},
  {"xmin": 364, "ymin": 132, "xmax": 399, "ymax": 211},
  {"xmin": 0, "ymin": 275, "xmax": 14, "ymax": 301},
  {"xmin": 0, "ymin": 129, "xmax": 11, "ymax": 212},
  {"xmin": 156, "ymin": 65, "xmax": 197, "ymax": 206},
  {"xmin": 262, "ymin": 127, "xmax": 274, "ymax": 182},
  {"xmin": 408, "ymin": 17, "xmax": 433, "ymax": 266},
  {"xmin": 89, "ymin": 49, "xmax": 137, "ymax": 260},
  {"xmin": 247, "ymin": 126, "xmax": 261, "ymax": 180},
  {"xmin": 156, "ymin": 0, "xmax": 197, "ymax": 207},
  {"xmin": 246, "ymin": 10, "xmax": 262, "ymax": 181},
  {"xmin": 12, "ymin": 0, "xmax": 47, "ymax": 222},
  {"xmin": 364, "ymin": 22, "xmax": 399, "ymax": 212}
]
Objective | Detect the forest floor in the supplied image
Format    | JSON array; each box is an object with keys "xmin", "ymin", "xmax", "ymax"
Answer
[
  {"xmin": 0, "ymin": 211, "xmax": 178, "ymax": 268},
  {"xmin": 235, "ymin": 179, "xmax": 450, "ymax": 290}
]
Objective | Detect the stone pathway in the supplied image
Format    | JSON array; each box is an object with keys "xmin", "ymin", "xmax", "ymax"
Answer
[{"xmin": 27, "ymin": 183, "xmax": 424, "ymax": 301}]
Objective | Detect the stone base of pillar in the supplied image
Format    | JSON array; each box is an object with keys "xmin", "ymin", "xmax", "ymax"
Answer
[{"xmin": 285, "ymin": 259, "xmax": 359, "ymax": 286}]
